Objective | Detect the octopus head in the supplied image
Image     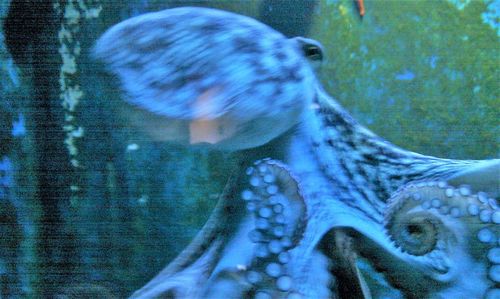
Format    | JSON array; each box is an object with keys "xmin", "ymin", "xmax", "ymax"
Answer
[{"xmin": 93, "ymin": 7, "xmax": 323, "ymax": 151}]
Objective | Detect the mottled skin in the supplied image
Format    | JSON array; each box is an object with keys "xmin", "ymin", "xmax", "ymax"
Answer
[
  {"xmin": 94, "ymin": 7, "xmax": 500, "ymax": 299},
  {"xmin": 94, "ymin": 7, "xmax": 317, "ymax": 151}
]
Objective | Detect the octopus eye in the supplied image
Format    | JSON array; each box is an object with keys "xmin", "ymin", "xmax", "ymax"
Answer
[
  {"xmin": 291, "ymin": 37, "xmax": 324, "ymax": 63},
  {"xmin": 303, "ymin": 44, "xmax": 323, "ymax": 61}
]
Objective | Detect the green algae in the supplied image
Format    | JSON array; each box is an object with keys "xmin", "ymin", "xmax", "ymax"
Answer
[{"xmin": 311, "ymin": 0, "xmax": 499, "ymax": 159}]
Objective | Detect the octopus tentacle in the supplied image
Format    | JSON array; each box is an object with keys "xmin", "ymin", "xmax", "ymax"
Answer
[
  {"xmin": 380, "ymin": 181, "xmax": 500, "ymax": 298},
  {"xmin": 130, "ymin": 167, "xmax": 242, "ymax": 298},
  {"xmin": 203, "ymin": 268, "xmax": 252, "ymax": 299},
  {"xmin": 320, "ymin": 228, "xmax": 373, "ymax": 299},
  {"xmin": 240, "ymin": 159, "xmax": 307, "ymax": 297}
]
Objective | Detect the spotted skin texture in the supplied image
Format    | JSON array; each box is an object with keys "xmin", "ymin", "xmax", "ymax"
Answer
[
  {"xmin": 94, "ymin": 7, "xmax": 500, "ymax": 299},
  {"xmin": 93, "ymin": 7, "xmax": 315, "ymax": 125},
  {"xmin": 94, "ymin": 7, "xmax": 319, "ymax": 150}
]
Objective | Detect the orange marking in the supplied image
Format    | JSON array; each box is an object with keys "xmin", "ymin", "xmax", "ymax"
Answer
[
  {"xmin": 356, "ymin": 0, "xmax": 365, "ymax": 17},
  {"xmin": 189, "ymin": 87, "xmax": 236, "ymax": 145}
]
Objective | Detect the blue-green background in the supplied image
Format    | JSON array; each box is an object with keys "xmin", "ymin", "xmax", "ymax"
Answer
[{"xmin": 0, "ymin": 0, "xmax": 498, "ymax": 297}]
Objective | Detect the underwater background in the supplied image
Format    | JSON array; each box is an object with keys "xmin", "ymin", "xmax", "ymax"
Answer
[{"xmin": 0, "ymin": 0, "xmax": 498, "ymax": 297}]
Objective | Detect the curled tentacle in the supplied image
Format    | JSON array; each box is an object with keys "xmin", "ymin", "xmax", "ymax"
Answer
[
  {"xmin": 380, "ymin": 181, "xmax": 499, "ymax": 297},
  {"xmin": 386, "ymin": 211, "xmax": 438, "ymax": 256},
  {"xmin": 240, "ymin": 159, "xmax": 307, "ymax": 297}
]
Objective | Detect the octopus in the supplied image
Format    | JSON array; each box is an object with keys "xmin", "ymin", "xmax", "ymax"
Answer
[{"xmin": 93, "ymin": 7, "xmax": 500, "ymax": 299}]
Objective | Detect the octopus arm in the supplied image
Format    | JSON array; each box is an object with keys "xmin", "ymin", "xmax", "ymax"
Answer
[
  {"xmin": 130, "ymin": 168, "xmax": 241, "ymax": 298},
  {"xmin": 355, "ymin": 181, "xmax": 499, "ymax": 299},
  {"xmin": 447, "ymin": 159, "xmax": 499, "ymax": 198}
]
